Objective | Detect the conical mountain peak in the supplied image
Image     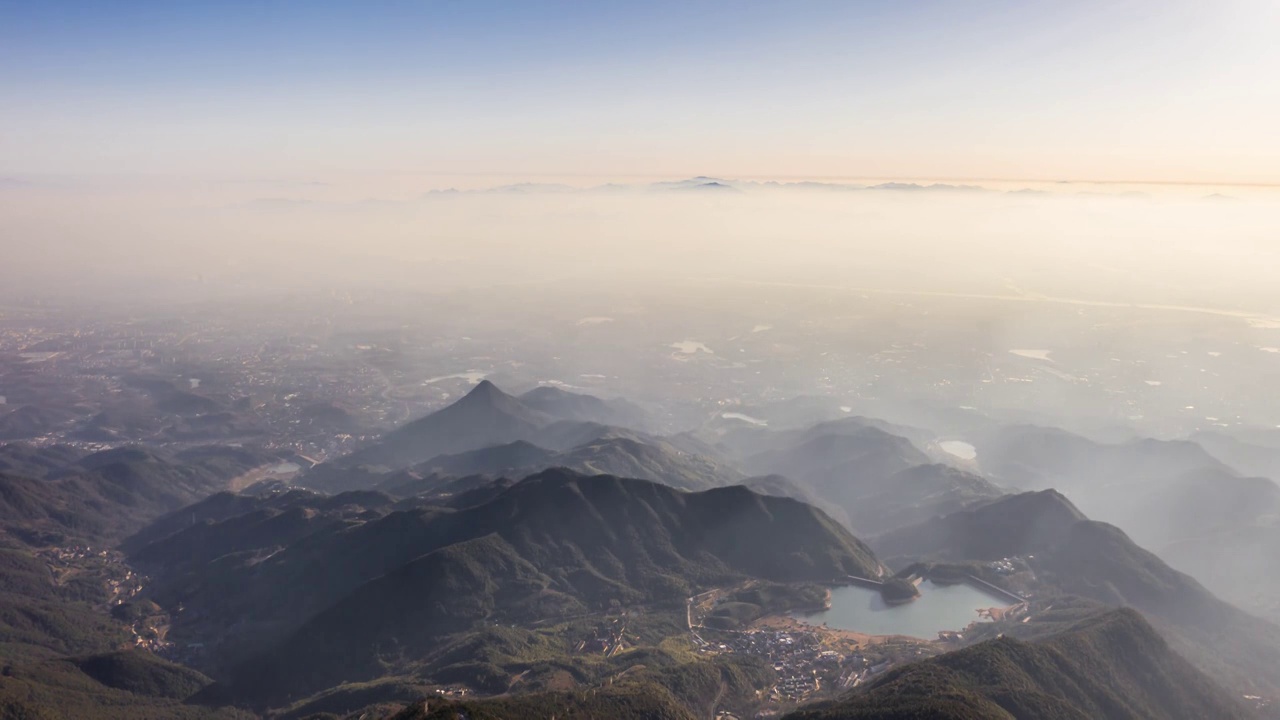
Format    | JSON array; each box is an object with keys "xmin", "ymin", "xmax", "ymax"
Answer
[{"xmin": 458, "ymin": 379, "xmax": 505, "ymax": 404}]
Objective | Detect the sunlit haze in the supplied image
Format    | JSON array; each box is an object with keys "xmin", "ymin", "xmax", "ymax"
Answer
[{"xmin": 3, "ymin": 4, "xmax": 1280, "ymax": 720}]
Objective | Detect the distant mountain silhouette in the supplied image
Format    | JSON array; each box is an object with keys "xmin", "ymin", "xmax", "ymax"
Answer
[
  {"xmin": 518, "ymin": 385, "xmax": 651, "ymax": 429},
  {"xmin": 648, "ymin": 176, "xmax": 740, "ymax": 192},
  {"xmin": 975, "ymin": 425, "xmax": 1280, "ymax": 547},
  {"xmin": 1190, "ymin": 429, "xmax": 1280, "ymax": 480},
  {"xmin": 975, "ymin": 424, "xmax": 1280, "ymax": 622},
  {"xmin": 869, "ymin": 182, "xmax": 987, "ymax": 192},
  {"xmin": 719, "ymin": 415, "xmax": 935, "ymax": 457},
  {"xmin": 748, "ymin": 425, "xmax": 926, "ymax": 484},
  {"xmin": 742, "ymin": 424, "xmax": 1002, "ymax": 535},
  {"xmin": 312, "ymin": 382, "xmax": 732, "ymax": 493},
  {"xmin": 332, "ymin": 381, "xmax": 558, "ymax": 471}
]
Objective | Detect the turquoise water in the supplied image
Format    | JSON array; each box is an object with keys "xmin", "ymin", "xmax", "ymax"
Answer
[{"xmin": 793, "ymin": 580, "xmax": 1006, "ymax": 638}]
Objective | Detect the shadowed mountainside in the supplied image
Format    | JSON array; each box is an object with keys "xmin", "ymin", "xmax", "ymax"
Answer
[
  {"xmin": 876, "ymin": 489, "xmax": 1280, "ymax": 697},
  {"xmin": 0, "ymin": 444, "xmax": 277, "ymax": 545},
  {"xmin": 130, "ymin": 469, "xmax": 880, "ymax": 705},
  {"xmin": 785, "ymin": 608, "xmax": 1251, "ymax": 720}
]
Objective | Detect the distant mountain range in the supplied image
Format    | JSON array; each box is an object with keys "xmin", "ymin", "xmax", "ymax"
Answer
[
  {"xmin": 736, "ymin": 421, "xmax": 1003, "ymax": 535},
  {"xmin": 517, "ymin": 385, "xmax": 651, "ymax": 429},
  {"xmin": 971, "ymin": 424, "xmax": 1279, "ymax": 546},
  {"xmin": 324, "ymin": 381, "xmax": 659, "ymax": 475},
  {"xmin": 1192, "ymin": 429, "xmax": 1280, "ymax": 480},
  {"xmin": 393, "ymin": 176, "xmax": 1150, "ymax": 199},
  {"xmin": 310, "ymin": 382, "xmax": 1002, "ymax": 540},
  {"xmin": 972, "ymin": 424, "xmax": 1280, "ymax": 623}
]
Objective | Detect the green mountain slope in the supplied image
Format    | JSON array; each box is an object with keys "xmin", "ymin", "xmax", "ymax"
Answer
[
  {"xmin": 876, "ymin": 489, "xmax": 1280, "ymax": 697},
  {"xmin": 0, "ymin": 649, "xmax": 247, "ymax": 720},
  {"xmin": 0, "ymin": 445, "xmax": 276, "ymax": 545},
  {"xmin": 141, "ymin": 469, "xmax": 878, "ymax": 705},
  {"xmin": 786, "ymin": 609, "xmax": 1250, "ymax": 720}
]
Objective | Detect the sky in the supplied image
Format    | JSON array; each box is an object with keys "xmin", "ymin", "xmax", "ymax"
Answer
[{"xmin": 2, "ymin": 0, "xmax": 1280, "ymax": 186}]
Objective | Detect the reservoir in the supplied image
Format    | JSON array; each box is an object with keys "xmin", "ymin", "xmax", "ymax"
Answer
[
  {"xmin": 938, "ymin": 440, "xmax": 977, "ymax": 460},
  {"xmin": 793, "ymin": 581, "xmax": 1007, "ymax": 638}
]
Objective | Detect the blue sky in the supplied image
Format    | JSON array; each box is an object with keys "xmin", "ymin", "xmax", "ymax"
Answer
[{"xmin": 3, "ymin": 0, "xmax": 1278, "ymax": 183}]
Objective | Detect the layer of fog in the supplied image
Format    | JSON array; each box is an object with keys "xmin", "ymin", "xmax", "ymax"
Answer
[
  {"xmin": 2, "ymin": 181, "xmax": 1278, "ymax": 322},
  {"xmin": 5, "ymin": 177, "xmax": 1280, "ymax": 623}
]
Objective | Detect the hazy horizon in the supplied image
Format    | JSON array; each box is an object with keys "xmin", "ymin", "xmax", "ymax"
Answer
[{"xmin": 4, "ymin": 4, "xmax": 1280, "ymax": 719}]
